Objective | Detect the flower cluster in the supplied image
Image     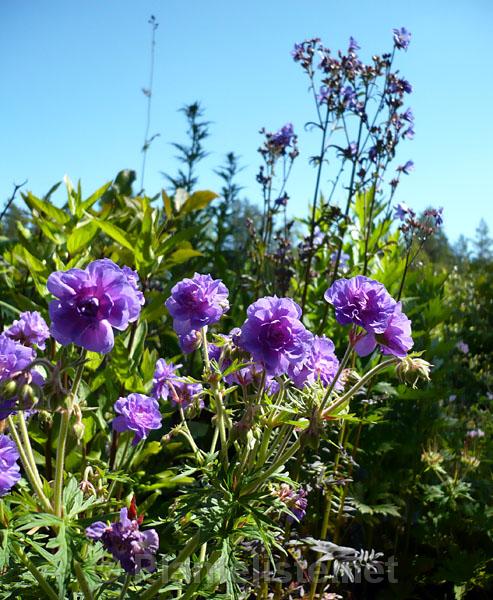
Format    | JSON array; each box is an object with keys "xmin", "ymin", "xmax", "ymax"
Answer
[
  {"xmin": 4, "ymin": 311, "xmax": 50, "ymax": 350},
  {"xmin": 0, "ymin": 434, "xmax": 21, "ymax": 496},
  {"xmin": 325, "ymin": 276, "xmax": 413, "ymax": 357},
  {"xmin": 152, "ymin": 358, "xmax": 203, "ymax": 410},
  {"xmin": 112, "ymin": 394, "xmax": 162, "ymax": 445},
  {"xmin": 260, "ymin": 123, "xmax": 298, "ymax": 158},
  {"xmin": 47, "ymin": 259, "xmax": 144, "ymax": 354},
  {"xmin": 165, "ymin": 273, "xmax": 229, "ymax": 350},
  {"xmin": 87, "ymin": 506, "xmax": 159, "ymax": 574}
]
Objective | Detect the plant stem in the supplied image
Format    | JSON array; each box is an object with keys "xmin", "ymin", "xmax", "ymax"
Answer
[
  {"xmin": 54, "ymin": 349, "xmax": 87, "ymax": 517},
  {"xmin": 12, "ymin": 542, "xmax": 59, "ymax": 600},
  {"xmin": 7, "ymin": 416, "xmax": 52, "ymax": 512},
  {"xmin": 74, "ymin": 559, "xmax": 94, "ymax": 600}
]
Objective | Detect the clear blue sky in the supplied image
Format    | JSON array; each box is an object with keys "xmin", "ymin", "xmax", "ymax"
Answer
[{"xmin": 1, "ymin": 0, "xmax": 492, "ymax": 243}]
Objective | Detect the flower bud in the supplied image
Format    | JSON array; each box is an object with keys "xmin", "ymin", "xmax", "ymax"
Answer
[{"xmin": 396, "ymin": 355, "xmax": 432, "ymax": 388}]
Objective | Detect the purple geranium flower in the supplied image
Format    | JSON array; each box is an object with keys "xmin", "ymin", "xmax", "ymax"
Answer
[
  {"xmin": 288, "ymin": 335, "xmax": 342, "ymax": 390},
  {"xmin": 86, "ymin": 507, "xmax": 159, "ymax": 574},
  {"xmin": 324, "ymin": 276, "xmax": 396, "ymax": 334},
  {"xmin": 112, "ymin": 394, "xmax": 162, "ymax": 445},
  {"xmin": 330, "ymin": 251, "xmax": 350, "ymax": 270},
  {"xmin": 393, "ymin": 27, "xmax": 412, "ymax": 50},
  {"xmin": 348, "ymin": 36, "xmax": 360, "ymax": 53},
  {"xmin": 4, "ymin": 311, "xmax": 50, "ymax": 350},
  {"xmin": 268, "ymin": 123, "xmax": 295, "ymax": 152},
  {"xmin": 168, "ymin": 380, "xmax": 204, "ymax": 410},
  {"xmin": 165, "ymin": 273, "xmax": 229, "ymax": 336},
  {"xmin": 398, "ymin": 160, "xmax": 414, "ymax": 175},
  {"xmin": 394, "ymin": 202, "xmax": 412, "ymax": 221},
  {"xmin": 278, "ymin": 484, "xmax": 308, "ymax": 522},
  {"xmin": 178, "ymin": 330, "xmax": 202, "ymax": 354},
  {"xmin": 354, "ymin": 302, "xmax": 413, "ymax": 358},
  {"xmin": 47, "ymin": 259, "xmax": 143, "ymax": 354},
  {"xmin": 238, "ymin": 296, "xmax": 312, "ymax": 376},
  {"xmin": 122, "ymin": 266, "xmax": 145, "ymax": 306},
  {"xmin": 456, "ymin": 341, "xmax": 469, "ymax": 354},
  {"xmin": 0, "ymin": 434, "xmax": 21, "ymax": 496},
  {"xmin": 152, "ymin": 359, "xmax": 181, "ymax": 400},
  {"xmin": 402, "ymin": 108, "xmax": 414, "ymax": 123}
]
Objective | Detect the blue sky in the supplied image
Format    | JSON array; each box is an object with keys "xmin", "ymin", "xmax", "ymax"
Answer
[{"xmin": 1, "ymin": 0, "xmax": 492, "ymax": 243}]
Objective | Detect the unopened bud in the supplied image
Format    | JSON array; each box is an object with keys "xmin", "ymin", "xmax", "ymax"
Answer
[
  {"xmin": 396, "ymin": 355, "xmax": 432, "ymax": 388},
  {"xmin": 1, "ymin": 380, "xmax": 18, "ymax": 398}
]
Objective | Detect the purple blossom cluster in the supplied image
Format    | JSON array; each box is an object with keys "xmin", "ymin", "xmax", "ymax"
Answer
[
  {"xmin": 152, "ymin": 358, "xmax": 203, "ymax": 410},
  {"xmin": 112, "ymin": 394, "xmax": 162, "ymax": 445},
  {"xmin": 86, "ymin": 507, "xmax": 159, "ymax": 574},
  {"xmin": 47, "ymin": 259, "xmax": 144, "ymax": 354},
  {"xmin": 395, "ymin": 203, "xmax": 444, "ymax": 237},
  {"xmin": 0, "ymin": 434, "xmax": 21, "ymax": 496},
  {"xmin": 325, "ymin": 276, "xmax": 413, "ymax": 358}
]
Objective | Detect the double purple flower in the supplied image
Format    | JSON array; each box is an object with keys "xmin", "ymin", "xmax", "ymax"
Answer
[
  {"xmin": 112, "ymin": 394, "xmax": 162, "ymax": 445},
  {"xmin": 4, "ymin": 311, "xmax": 50, "ymax": 350},
  {"xmin": 47, "ymin": 259, "xmax": 144, "ymax": 354},
  {"xmin": 325, "ymin": 276, "xmax": 413, "ymax": 358},
  {"xmin": 0, "ymin": 434, "xmax": 21, "ymax": 496},
  {"xmin": 86, "ymin": 507, "xmax": 159, "ymax": 574},
  {"xmin": 165, "ymin": 273, "xmax": 229, "ymax": 346},
  {"xmin": 288, "ymin": 335, "xmax": 342, "ymax": 390},
  {"xmin": 238, "ymin": 296, "xmax": 312, "ymax": 376}
]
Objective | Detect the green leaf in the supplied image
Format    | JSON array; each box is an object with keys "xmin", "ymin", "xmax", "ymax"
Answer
[
  {"xmin": 67, "ymin": 221, "xmax": 99, "ymax": 254},
  {"xmin": 80, "ymin": 181, "xmax": 112, "ymax": 213},
  {"xmin": 181, "ymin": 190, "xmax": 218, "ymax": 214},
  {"xmin": 97, "ymin": 219, "xmax": 134, "ymax": 252},
  {"xmin": 23, "ymin": 191, "xmax": 70, "ymax": 225}
]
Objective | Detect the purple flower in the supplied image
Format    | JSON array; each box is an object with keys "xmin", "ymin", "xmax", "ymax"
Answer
[
  {"xmin": 288, "ymin": 335, "xmax": 342, "ymax": 390},
  {"xmin": 401, "ymin": 108, "xmax": 414, "ymax": 123},
  {"xmin": 47, "ymin": 259, "xmax": 143, "ymax": 354},
  {"xmin": 152, "ymin": 359, "xmax": 181, "ymax": 400},
  {"xmin": 179, "ymin": 330, "xmax": 202, "ymax": 354},
  {"xmin": 324, "ymin": 276, "xmax": 396, "ymax": 334},
  {"xmin": 168, "ymin": 380, "xmax": 203, "ymax": 410},
  {"xmin": 341, "ymin": 86, "xmax": 357, "ymax": 109},
  {"xmin": 354, "ymin": 302, "xmax": 413, "ymax": 358},
  {"xmin": 268, "ymin": 123, "xmax": 295, "ymax": 152},
  {"xmin": 394, "ymin": 202, "xmax": 412, "ymax": 221},
  {"xmin": 348, "ymin": 36, "xmax": 360, "ymax": 53},
  {"xmin": 456, "ymin": 341, "xmax": 469, "ymax": 354},
  {"xmin": 330, "ymin": 251, "xmax": 350, "ymax": 270},
  {"xmin": 86, "ymin": 507, "xmax": 159, "ymax": 574},
  {"xmin": 122, "ymin": 266, "xmax": 145, "ymax": 306},
  {"xmin": 403, "ymin": 126, "xmax": 415, "ymax": 140},
  {"xmin": 0, "ymin": 333, "xmax": 35, "ymax": 383},
  {"xmin": 398, "ymin": 160, "xmax": 414, "ymax": 175},
  {"xmin": 4, "ymin": 311, "xmax": 50, "ymax": 350},
  {"xmin": 344, "ymin": 142, "xmax": 358, "ymax": 159},
  {"xmin": 112, "ymin": 394, "xmax": 162, "ymax": 445},
  {"xmin": 165, "ymin": 273, "xmax": 229, "ymax": 336},
  {"xmin": 0, "ymin": 434, "xmax": 21, "ymax": 496},
  {"xmin": 238, "ymin": 297, "xmax": 312, "ymax": 376},
  {"xmin": 467, "ymin": 428, "xmax": 485, "ymax": 439},
  {"xmin": 368, "ymin": 145, "xmax": 378, "ymax": 162},
  {"xmin": 278, "ymin": 484, "xmax": 308, "ymax": 522},
  {"xmin": 393, "ymin": 27, "xmax": 412, "ymax": 50}
]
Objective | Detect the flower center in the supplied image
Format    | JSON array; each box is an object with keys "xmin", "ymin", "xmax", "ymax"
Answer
[
  {"xmin": 261, "ymin": 320, "xmax": 289, "ymax": 351},
  {"xmin": 78, "ymin": 297, "xmax": 100, "ymax": 318}
]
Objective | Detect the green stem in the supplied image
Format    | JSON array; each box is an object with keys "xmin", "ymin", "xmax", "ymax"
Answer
[
  {"xmin": 7, "ymin": 416, "xmax": 52, "ymax": 512},
  {"xmin": 319, "ymin": 342, "xmax": 353, "ymax": 413},
  {"xmin": 17, "ymin": 411, "xmax": 48, "ymax": 501},
  {"xmin": 74, "ymin": 559, "xmax": 94, "ymax": 600},
  {"xmin": 54, "ymin": 349, "xmax": 87, "ymax": 517},
  {"xmin": 118, "ymin": 573, "xmax": 132, "ymax": 599},
  {"xmin": 324, "ymin": 358, "xmax": 397, "ymax": 417},
  {"xmin": 12, "ymin": 542, "xmax": 59, "ymax": 600}
]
